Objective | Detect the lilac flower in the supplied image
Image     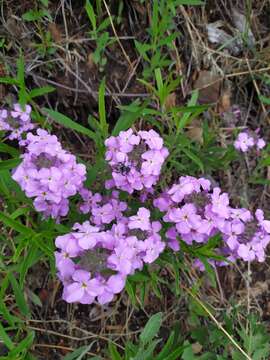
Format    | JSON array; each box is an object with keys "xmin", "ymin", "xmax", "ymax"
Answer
[
  {"xmin": 234, "ymin": 130, "xmax": 267, "ymax": 153},
  {"xmin": 55, "ymin": 203, "xmax": 164, "ymax": 305},
  {"xmin": 55, "ymin": 233, "xmax": 80, "ymax": 257},
  {"xmin": 11, "ymin": 103, "xmax": 31, "ymax": 122},
  {"xmin": 72, "ymin": 221, "xmax": 101, "ymax": 250},
  {"xmin": 106, "ymin": 274, "xmax": 126, "ymax": 294},
  {"xmin": 165, "ymin": 227, "xmax": 180, "ymax": 251},
  {"xmin": 167, "ymin": 176, "xmax": 210, "ymax": 203},
  {"xmin": 234, "ymin": 132, "xmax": 255, "ymax": 152},
  {"xmin": 153, "ymin": 192, "xmax": 173, "ymax": 212},
  {"xmin": 168, "ymin": 204, "xmax": 202, "ymax": 234},
  {"xmin": 255, "ymin": 209, "xmax": 270, "ymax": 233},
  {"xmin": 138, "ymin": 129, "xmax": 164, "ymax": 150},
  {"xmin": 211, "ymin": 188, "xmax": 230, "ymax": 218},
  {"xmin": 0, "ymin": 103, "xmax": 34, "ymax": 141},
  {"xmin": 12, "ymin": 128, "xmax": 86, "ymax": 219},
  {"xmin": 257, "ymin": 138, "xmax": 266, "ymax": 150},
  {"xmin": 91, "ymin": 196, "xmax": 127, "ymax": 226},
  {"xmin": 55, "ymin": 252, "xmax": 75, "ymax": 281},
  {"xmin": 140, "ymin": 237, "xmax": 165, "ymax": 263},
  {"xmin": 78, "ymin": 188, "xmax": 102, "ymax": 214},
  {"xmin": 64, "ymin": 270, "xmax": 95, "ymax": 304},
  {"xmin": 223, "ymin": 220, "xmax": 245, "ymax": 250},
  {"xmin": 128, "ymin": 207, "xmax": 151, "ymax": 231},
  {"xmin": 230, "ymin": 208, "xmax": 252, "ymax": 222},
  {"xmin": 118, "ymin": 129, "xmax": 140, "ymax": 153},
  {"xmin": 237, "ymin": 244, "xmax": 255, "ymax": 261},
  {"xmin": 107, "ymin": 244, "xmax": 135, "ymax": 275},
  {"xmin": 105, "ymin": 128, "xmax": 168, "ymax": 193},
  {"xmin": 0, "ymin": 109, "xmax": 9, "ymax": 130},
  {"xmin": 92, "ymin": 203, "xmax": 115, "ymax": 225},
  {"xmin": 141, "ymin": 150, "xmax": 165, "ymax": 176}
]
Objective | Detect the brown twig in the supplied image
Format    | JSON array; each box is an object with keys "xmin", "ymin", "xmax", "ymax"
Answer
[{"xmin": 102, "ymin": 0, "xmax": 134, "ymax": 70}]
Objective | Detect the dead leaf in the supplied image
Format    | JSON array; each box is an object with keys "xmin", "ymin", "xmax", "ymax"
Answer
[
  {"xmin": 218, "ymin": 89, "xmax": 231, "ymax": 113},
  {"xmin": 192, "ymin": 342, "xmax": 203, "ymax": 354},
  {"xmin": 186, "ymin": 119, "xmax": 203, "ymax": 144},
  {"xmin": 237, "ymin": 281, "xmax": 268, "ymax": 298},
  {"xmin": 207, "ymin": 21, "xmax": 233, "ymax": 44},
  {"xmin": 194, "ymin": 70, "xmax": 221, "ymax": 104},
  {"xmin": 186, "ymin": 127, "xmax": 203, "ymax": 144},
  {"xmin": 130, "ymin": 0, "xmax": 146, "ymax": 16},
  {"xmin": 48, "ymin": 23, "xmax": 62, "ymax": 43},
  {"xmin": 232, "ymin": 9, "xmax": 255, "ymax": 48},
  {"xmin": 38, "ymin": 288, "xmax": 49, "ymax": 303},
  {"xmin": 165, "ymin": 92, "xmax": 176, "ymax": 110},
  {"xmin": 87, "ymin": 53, "xmax": 96, "ymax": 71},
  {"xmin": 206, "ymin": 21, "xmax": 242, "ymax": 55},
  {"xmin": 6, "ymin": 18, "xmax": 23, "ymax": 38}
]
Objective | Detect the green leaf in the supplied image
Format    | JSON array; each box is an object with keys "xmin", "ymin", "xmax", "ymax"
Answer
[
  {"xmin": 0, "ymin": 322, "xmax": 14, "ymax": 350},
  {"xmin": 85, "ymin": 0, "xmax": 97, "ymax": 32},
  {"xmin": 0, "ymin": 76, "xmax": 18, "ymax": 85},
  {"xmin": 9, "ymin": 331, "xmax": 35, "ymax": 357},
  {"xmin": 156, "ymin": 331, "xmax": 175, "ymax": 360},
  {"xmin": 0, "ymin": 211, "xmax": 35, "ymax": 236},
  {"xmin": 10, "ymin": 207, "xmax": 30, "ymax": 220},
  {"xmin": 125, "ymin": 279, "xmax": 137, "ymax": 306},
  {"xmin": 39, "ymin": 0, "xmax": 49, "ymax": 6},
  {"xmin": 155, "ymin": 68, "xmax": 163, "ymax": 95},
  {"xmin": 0, "ymin": 158, "xmax": 21, "ymax": 170},
  {"xmin": 29, "ymin": 86, "xmax": 55, "ymax": 99},
  {"xmin": 139, "ymin": 312, "xmax": 162, "ymax": 345},
  {"xmin": 108, "ymin": 343, "xmax": 122, "ymax": 360},
  {"xmin": 17, "ymin": 54, "xmax": 25, "ymax": 86},
  {"xmin": 175, "ymin": 0, "xmax": 203, "ymax": 4},
  {"xmin": 43, "ymin": 108, "xmax": 98, "ymax": 142},
  {"xmin": 31, "ymin": 233, "xmax": 54, "ymax": 258},
  {"xmin": 181, "ymin": 147, "xmax": 204, "ymax": 172},
  {"xmin": 0, "ymin": 143, "xmax": 19, "ymax": 157},
  {"xmin": 259, "ymin": 95, "xmax": 270, "ymax": 105},
  {"xmin": 22, "ymin": 9, "xmax": 48, "ymax": 21},
  {"xmin": 19, "ymin": 246, "xmax": 41, "ymax": 286},
  {"xmin": 181, "ymin": 342, "xmax": 196, "ymax": 360},
  {"xmin": 8, "ymin": 273, "xmax": 30, "ymax": 317},
  {"xmin": 176, "ymin": 90, "xmax": 201, "ymax": 131},
  {"xmin": 112, "ymin": 101, "xmax": 148, "ymax": 136},
  {"xmin": 98, "ymin": 78, "xmax": 108, "ymax": 138},
  {"xmin": 162, "ymin": 344, "xmax": 187, "ymax": 360},
  {"xmin": 133, "ymin": 339, "xmax": 161, "ymax": 360},
  {"xmin": 63, "ymin": 342, "xmax": 96, "ymax": 360},
  {"xmin": 84, "ymin": 157, "xmax": 106, "ymax": 187},
  {"xmin": 129, "ymin": 273, "xmax": 150, "ymax": 282}
]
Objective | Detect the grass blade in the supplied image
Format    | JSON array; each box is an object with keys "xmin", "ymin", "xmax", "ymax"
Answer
[
  {"xmin": 0, "ymin": 211, "xmax": 34, "ymax": 236},
  {"xmin": 43, "ymin": 108, "xmax": 99, "ymax": 142},
  {"xmin": 8, "ymin": 273, "xmax": 30, "ymax": 317},
  {"xmin": 0, "ymin": 323, "xmax": 14, "ymax": 350}
]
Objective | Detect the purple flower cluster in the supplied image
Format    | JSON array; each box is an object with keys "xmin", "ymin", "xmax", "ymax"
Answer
[
  {"xmin": 12, "ymin": 129, "xmax": 86, "ymax": 219},
  {"xmin": 79, "ymin": 189, "xmax": 127, "ymax": 226},
  {"xmin": 105, "ymin": 129, "xmax": 169, "ymax": 193},
  {"xmin": 154, "ymin": 176, "xmax": 270, "ymax": 265},
  {"xmin": 0, "ymin": 104, "xmax": 34, "ymax": 142},
  {"xmin": 7, "ymin": 113, "xmax": 270, "ymax": 305},
  {"xmin": 55, "ymin": 207, "xmax": 165, "ymax": 305},
  {"xmin": 234, "ymin": 130, "xmax": 266, "ymax": 153}
]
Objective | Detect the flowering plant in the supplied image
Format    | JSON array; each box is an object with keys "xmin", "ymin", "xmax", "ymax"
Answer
[{"xmin": 2, "ymin": 104, "xmax": 270, "ymax": 305}]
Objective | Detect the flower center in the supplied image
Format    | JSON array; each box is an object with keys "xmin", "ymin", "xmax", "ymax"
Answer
[
  {"xmin": 34, "ymin": 153, "xmax": 57, "ymax": 169},
  {"xmin": 78, "ymin": 249, "xmax": 109, "ymax": 274}
]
